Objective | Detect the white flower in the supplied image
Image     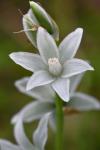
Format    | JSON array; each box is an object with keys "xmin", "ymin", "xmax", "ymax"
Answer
[
  {"xmin": 0, "ymin": 113, "xmax": 50, "ymax": 150},
  {"xmin": 12, "ymin": 75, "xmax": 100, "ymax": 131},
  {"xmin": 23, "ymin": 1, "xmax": 59, "ymax": 47},
  {"xmin": 12, "ymin": 77, "xmax": 55, "ymax": 123},
  {"xmin": 9, "ymin": 27, "xmax": 94, "ymax": 102}
]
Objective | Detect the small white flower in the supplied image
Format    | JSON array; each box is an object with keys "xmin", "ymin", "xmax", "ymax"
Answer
[
  {"xmin": 0, "ymin": 114, "xmax": 50, "ymax": 150},
  {"xmin": 9, "ymin": 27, "xmax": 94, "ymax": 102},
  {"xmin": 23, "ymin": 1, "xmax": 59, "ymax": 47}
]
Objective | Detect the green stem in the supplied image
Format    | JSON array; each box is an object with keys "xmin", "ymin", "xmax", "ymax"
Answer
[{"xmin": 55, "ymin": 95, "xmax": 64, "ymax": 150}]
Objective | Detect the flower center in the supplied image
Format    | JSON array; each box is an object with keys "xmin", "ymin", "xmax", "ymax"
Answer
[{"xmin": 48, "ymin": 58, "xmax": 62, "ymax": 76}]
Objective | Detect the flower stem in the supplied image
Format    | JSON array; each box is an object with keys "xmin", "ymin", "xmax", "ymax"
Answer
[{"xmin": 55, "ymin": 94, "xmax": 64, "ymax": 150}]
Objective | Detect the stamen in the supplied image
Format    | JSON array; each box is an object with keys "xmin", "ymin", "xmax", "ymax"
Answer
[
  {"xmin": 13, "ymin": 25, "xmax": 39, "ymax": 34},
  {"xmin": 48, "ymin": 58, "xmax": 62, "ymax": 76}
]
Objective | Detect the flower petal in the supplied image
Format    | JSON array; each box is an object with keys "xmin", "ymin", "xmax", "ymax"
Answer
[
  {"xmin": 0, "ymin": 140, "xmax": 20, "ymax": 150},
  {"xmin": 62, "ymin": 58, "xmax": 94, "ymax": 78},
  {"xmin": 37, "ymin": 27, "xmax": 59, "ymax": 64},
  {"xmin": 52, "ymin": 78, "xmax": 70, "ymax": 102},
  {"xmin": 33, "ymin": 113, "xmax": 50, "ymax": 149},
  {"xmin": 69, "ymin": 92, "xmax": 100, "ymax": 111},
  {"xmin": 59, "ymin": 28, "xmax": 83, "ymax": 63},
  {"xmin": 27, "ymin": 70, "xmax": 55, "ymax": 90},
  {"xmin": 23, "ymin": 9, "xmax": 39, "ymax": 47},
  {"xmin": 9, "ymin": 52, "xmax": 46, "ymax": 72},
  {"xmin": 15, "ymin": 77, "xmax": 55, "ymax": 102},
  {"xmin": 11, "ymin": 101, "xmax": 54, "ymax": 124},
  {"xmin": 14, "ymin": 120, "xmax": 35, "ymax": 150},
  {"xmin": 70, "ymin": 73, "xmax": 84, "ymax": 94}
]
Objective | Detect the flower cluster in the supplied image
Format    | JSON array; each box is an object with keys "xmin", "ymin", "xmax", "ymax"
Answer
[
  {"xmin": 0, "ymin": 1, "xmax": 100, "ymax": 150},
  {"xmin": 11, "ymin": 74, "xmax": 100, "ymax": 130}
]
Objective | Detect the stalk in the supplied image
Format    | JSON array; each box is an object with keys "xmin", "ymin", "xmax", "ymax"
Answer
[{"xmin": 55, "ymin": 94, "xmax": 64, "ymax": 150}]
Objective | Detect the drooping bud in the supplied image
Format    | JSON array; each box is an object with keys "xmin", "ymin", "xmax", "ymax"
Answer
[{"xmin": 48, "ymin": 58, "xmax": 62, "ymax": 76}]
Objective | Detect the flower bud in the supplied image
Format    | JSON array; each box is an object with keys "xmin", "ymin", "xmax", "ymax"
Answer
[{"xmin": 23, "ymin": 1, "xmax": 59, "ymax": 48}]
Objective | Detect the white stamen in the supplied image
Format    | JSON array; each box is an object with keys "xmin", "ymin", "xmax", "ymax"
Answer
[{"xmin": 48, "ymin": 58, "xmax": 62, "ymax": 76}]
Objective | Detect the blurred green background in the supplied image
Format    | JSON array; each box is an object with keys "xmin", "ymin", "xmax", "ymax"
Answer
[{"xmin": 0, "ymin": 0, "xmax": 100, "ymax": 150}]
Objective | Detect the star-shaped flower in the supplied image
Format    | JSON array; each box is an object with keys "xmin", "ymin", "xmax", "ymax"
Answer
[
  {"xmin": 0, "ymin": 114, "xmax": 50, "ymax": 150},
  {"xmin": 12, "ymin": 74, "xmax": 100, "ymax": 131},
  {"xmin": 10, "ymin": 27, "xmax": 94, "ymax": 102}
]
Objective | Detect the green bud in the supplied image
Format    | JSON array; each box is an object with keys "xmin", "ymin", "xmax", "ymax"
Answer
[
  {"xmin": 23, "ymin": 1, "xmax": 59, "ymax": 48},
  {"xmin": 30, "ymin": 1, "xmax": 53, "ymax": 33}
]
